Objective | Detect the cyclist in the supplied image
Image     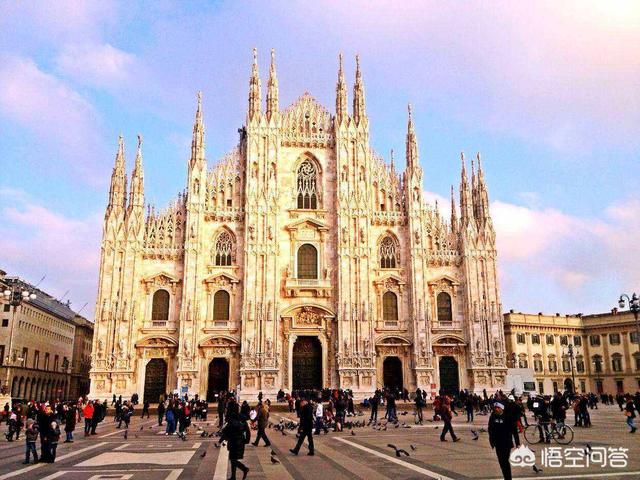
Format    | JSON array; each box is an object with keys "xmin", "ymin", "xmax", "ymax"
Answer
[{"xmin": 532, "ymin": 395, "xmax": 552, "ymax": 443}]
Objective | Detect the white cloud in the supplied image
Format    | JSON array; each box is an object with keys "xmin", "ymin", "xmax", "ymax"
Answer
[
  {"xmin": 0, "ymin": 56, "xmax": 106, "ymax": 178},
  {"xmin": 0, "ymin": 189, "xmax": 102, "ymax": 318},
  {"xmin": 56, "ymin": 43, "xmax": 137, "ymax": 89}
]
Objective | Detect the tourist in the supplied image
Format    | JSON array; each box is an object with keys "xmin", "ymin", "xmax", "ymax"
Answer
[
  {"xmin": 624, "ymin": 395, "xmax": 636, "ymax": 433},
  {"xmin": 64, "ymin": 402, "xmax": 76, "ymax": 442},
  {"xmin": 415, "ymin": 388, "xmax": 424, "ymax": 424},
  {"xmin": 439, "ymin": 398, "xmax": 459, "ymax": 442},
  {"xmin": 49, "ymin": 420, "xmax": 61, "ymax": 462},
  {"xmin": 218, "ymin": 392, "xmax": 227, "ymax": 427},
  {"xmin": 23, "ymin": 418, "xmax": 39, "ymax": 465},
  {"xmin": 221, "ymin": 402, "xmax": 250, "ymax": 480},
  {"xmin": 369, "ymin": 391, "xmax": 379, "ymax": 425},
  {"xmin": 465, "ymin": 394, "xmax": 474, "ymax": 423},
  {"xmin": 488, "ymin": 402, "xmax": 516, "ymax": 480},
  {"xmin": 158, "ymin": 399, "xmax": 166, "ymax": 426},
  {"xmin": 252, "ymin": 401, "xmax": 271, "ymax": 447},
  {"xmin": 142, "ymin": 400, "xmax": 150, "ymax": 419},
  {"xmin": 82, "ymin": 401, "xmax": 94, "ymax": 437},
  {"xmin": 290, "ymin": 396, "xmax": 314, "ymax": 456}
]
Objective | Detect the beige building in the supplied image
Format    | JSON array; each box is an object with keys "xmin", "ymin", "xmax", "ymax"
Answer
[
  {"xmin": 90, "ymin": 50, "xmax": 506, "ymax": 403},
  {"xmin": 69, "ymin": 316, "xmax": 93, "ymax": 400},
  {"xmin": 0, "ymin": 270, "xmax": 94, "ymax": 402},
  {"xmin": 504, "ymin": 311, "xmax": 640, "ymax": 395}
]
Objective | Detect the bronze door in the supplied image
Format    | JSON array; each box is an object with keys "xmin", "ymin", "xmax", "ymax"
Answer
[
  {"xmin": 144, "ymin": 358, "xmax": 168, "ymax": 403},
  {"xmin": 292, "ymin": 336, "xmax": 322, "ymax": 390},
  {"xmin": 383, "ymin": 356, "xmax": 403, "ymax": 391},
  {"xmin": 207, "ymin": 358, "xmax": 230, "ymax": 402},
  {"xmin": 438, "ymin": 356, "xmax": 459, "ymax": 396}
]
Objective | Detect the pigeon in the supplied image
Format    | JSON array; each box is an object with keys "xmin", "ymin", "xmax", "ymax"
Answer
[
  {"xmin": 387, "ymin": 444, "xmax": 410, "ymax": 457},
  {"xmin": 434, "ymin": 426, "xmax": 439, "ymax": 430},
  {"xmin": 200, "ymin": 431, "xmax": 207, "ymax": 438},
  {"xmin": 533, "ymin": 465, "xmax": 543, "ymax": 473},
  {"xmin": 401, "ymin": 411, "xmax": 408, "ymax": 416},
  {"xmin": 410, "ymin": 444, "xmax": 417, "ymax": 451},
  {"xmin": 479, "ymin": 428, "xmax": 487, "ymax": 433},
  {"xmin": 271, "ymin": 456, "xmax": 280, "ymax": 464},
  {"xmin": 214, "ymin": 442, "xmax": 220, "ymax": 448},
  {"xmin": 200, "ymin": 451, "xmax": 207, "ymax": 458},
  {"xmin": 124, "ymin": 430, "xmax": 128, "ymax": 440},
  {"xmin": 271, "ymin": 450, "xmax": 277, "ymax": 456},
  {"xmin": 140, "ymin": 426, "xmax": 144, "ymax": 431},
  {"xmin": 351, "ymin": 430, "xmax": 356, "ymax": 436},
  {"xmin": 281, "ymin": 430, "xmax": 287, "ymax": 436}
]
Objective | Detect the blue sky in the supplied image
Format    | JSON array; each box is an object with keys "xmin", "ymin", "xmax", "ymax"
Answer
[{"xmin": 0, "ymin": 1, "xmax": 638, "ymax": 318}]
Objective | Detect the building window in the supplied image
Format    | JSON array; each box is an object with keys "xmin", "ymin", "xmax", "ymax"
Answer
[
  {"xmin": 213, "ymin": 290, "xmax": 230, "ymax": 323},
  {"xmin": 21, "ymin": 348, "xmax": 28, "ymax": 367},
  {"xmin": 33, "ymin": 350, "xmax": 39, "ymax": 369},
  {"xmin": 296, "ymin": 160, "xmax": 318, "ymax": 209},
  {"xmin": 560, "ymin": 335, "xmax": 568, "ymax": 346},
  {"xmin": 297, "ymin": 244, "xmax": 318, "ymax": 279},
  {"xmin": 538, "ymin": 381, "xmax": 544, "ymax": 394},
  {"xmin": 612, "ymin": 354, "xmax": 623, "ymax": 372},
  {"xmin": 562, "ymin": 357, "xmax": 571, "ymax": 373},
  {"xmin": 552, "ymin": 381, "xmax": 558, "ymax": 393},
  {"xmin": 1, "ymin": 318, "xmax": 7, "ymax": 327},
  {"xmin": 573, "ymin": 336, "xmax": 582, "ymax": 346},
  {"xmin": 592, "ymin": 355, "xmax": 603, "ymax": 373},
  {"xmin": 531, "ymin": 334, "xmax": 540, "ymax": 345},
  {"xmin": 589, "ymin": 335, "xmax": 601, "ymax": 346},
  {"xmin": 383, "ymin": 291, "xmax": 399, "ymax": 324},
  {"xmin": 151, "ymin": 289, "xmax": 170, "ymax": 323},
  {"xmin": 214, "ymin": 231, "xmax": 233, "ymax": 266},
  {"xmin": 609, "ymin": 333, "xmax": 621, "ymax": 345},
  {"xmin": 3, "ymin": 304, "xmax": 9, "ymax": 312},
  {"xmin": 580, "ymin": 380, "xmax": 586, "ymax": 393},
  {"xmin": 379, "ymin": 236, "xmax": 398, "ymax": 269},
  {"xmin": 633, "ymin": 354, "xmax": 640, "ymax": 371},
  {"xmin": 54, "ymin": 354, "xmax": 59, "ymax": 372},
  {"xmin": 436, "ymin": 292, "xmax": 452, "ymax": 323},
  {"xmin": 44, "ymin": 353, "xmax": 49, "ymax": 370},
  {"xmin": 516, "ymin": 333, "xmax": 526, "ymax": 344},
  {"xmin": 546, "ymin": 334, "xmax": 555, "ymax": 345},
  {"xmin": 518, "ymin": 355, "xmax": 528, "ymax": 368},
  {"xmin": 631, "ymin": 331, "xmax": 640, "ymax": 344},
  {"xmin": 576, "ymin": 356, "xmax": 585, "ymax": 373},
  {"xmin": 534, "ymin": 357, "xmax": 543, "ymax": 372},
  {"xmin": 548, "ymin": 356, "xmax": 557, "ymax": 372}
]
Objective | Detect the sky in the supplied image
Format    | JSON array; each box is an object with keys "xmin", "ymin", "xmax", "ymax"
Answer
[{"xmin": 0, "ymin": 1, "xmax": 639, "ymax": 319}]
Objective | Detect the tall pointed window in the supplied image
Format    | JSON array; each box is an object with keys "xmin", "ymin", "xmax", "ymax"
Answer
[
  {"xmin": 379, "ymin": 236, "xmax": 398, "ymax": 269},
  {"xmin": 213, "ymin": 290, "xmax": 230, "ymax": 323},
  {"xmin": 152, "ymin": 289, "xmax": 170, "ymax": 322},
  {"xmin": 297, "ymin": 244, "xmax": 318, "ymax": 279},
  {"xmin": 297, "ymin": 160, "xmax": 318, "ymax": 209},
  {"xmin": 383, "ymin": 291, "xmax": 399, "ymax": 324},
  {"xmin": 214, "ymin": 231, "xmax": 233, "ymax": 266},
  {"xmin": 437, "ymin": 292, "xmax": 453, "ymax": 323}
]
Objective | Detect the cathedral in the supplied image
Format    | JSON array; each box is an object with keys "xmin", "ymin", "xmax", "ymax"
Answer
[{"xmin": 89, "ymin": 50, "xmax": 507, "ymax": 402}]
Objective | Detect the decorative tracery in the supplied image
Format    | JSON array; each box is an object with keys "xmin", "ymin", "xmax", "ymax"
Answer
[
  {"xmin": 297, "ymin": 160, "xmax": 318, "ymax": 209},
  {"xmin": 379, "ymin": 236, "xmax": 398, "ymax": 269},
  {"xmin": 214, "ymin": 231, "xmax": 233, "ymax": 266}
]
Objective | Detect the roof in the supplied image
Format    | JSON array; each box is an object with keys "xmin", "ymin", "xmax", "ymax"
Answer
[{"xmin": 1, "ymin": 275, "xmax": 93, "ymax": 328}]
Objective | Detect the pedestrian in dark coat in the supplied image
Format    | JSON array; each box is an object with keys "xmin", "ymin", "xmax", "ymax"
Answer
[
  {"xmin": 488, "ymin": 402, "xmax": 517, "ymax": 480},
  {"xmin": 221, "ymin": 402, "xmax": 250, "ymax": 480},
  {"xmin": 252, "ymin": 402, "xmax": 271, "ymax": 447},
  {"xmin": 290, "ymin": 397, "xmax": 314, "ymax": 455},
  {"xmin": 64, "ymin": 404, "xmax": 76, "ymax": 442}
]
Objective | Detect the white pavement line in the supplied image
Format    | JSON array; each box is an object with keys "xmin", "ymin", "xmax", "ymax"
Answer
[
  {"xmin": 115, "ymin": 443, "xmax": 130, "ymax": 450},
  {"xmin": 99, "ymin": 418, "xmax": 157, "ymax": 438},
  {"xmin": 489, "ymin": 471, "xmax": 640, "ymax": 480},
  {"xmin": 37, "ymin": 473, "xmax": 65, "ymax": 480},
  {"xmin": 335, "ymin": 438, "xmax": 455, "ymax": 480},
  {"xmin": 212, "ymin": 446, "xmax": 229, "ymax": 480},
  {"xmin": 193, "ymin": 442, "xmax": 202, "ymax": 449},
  {"xmin": 0, "ymin": 442, "xmax": 108, "ymax": 480},
  {"xmin": 165, "ymin": 470, "xmax": 183, "ymax": 480}
]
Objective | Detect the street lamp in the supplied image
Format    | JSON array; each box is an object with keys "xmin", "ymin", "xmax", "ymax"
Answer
[
  {"xmin": 618, "ymin": 292, "xmax": 640, "ymax": 355},
  {"xmin": 1, "ymin": 280, "xmax": 37, "ymax": 396}
]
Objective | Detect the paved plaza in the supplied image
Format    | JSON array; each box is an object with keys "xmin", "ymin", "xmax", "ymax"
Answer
[{"xmin": 0, "ymin": 404, "xmax": 637, "ymax": 480}]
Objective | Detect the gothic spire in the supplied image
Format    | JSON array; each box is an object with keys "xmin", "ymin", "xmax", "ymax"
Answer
[
  {"xmin": 352, "ymin": 54, "xmax": 366, "ymax": 124},
  {"xmin": 459, "ymin": 152, "xmax": 474, "ymax": 226},
  {"xmin": 405, "ymin": 103, "xmax": 419, "ymax": 170},
  {"xmin": 266, "ymin": 48, "xmax": 279, "ymax": 120},
  {"xmin": 335, "ymin": 53, "xmax": 348, "ymax": 124},
  {"xmin": 450, "ymin": 184, "xmax": 458, "ymax": 233},
  {"xmin": 248, "ymin": 47, "xmax": 262, "ymax": 121},
  {"xmin": 107, "ymin": 135, "xmax": 127, "ymax": 215},
  {"xmin": 476, "ymin": 152, "xmax": 491, "ymax": 222},
  {"xmin": 190, "ymin": 91, "xmax": 205, "ymax": 168},
  {"xmin": 128, "ymin": 134, "xmax": 144, "ymax": 211}
]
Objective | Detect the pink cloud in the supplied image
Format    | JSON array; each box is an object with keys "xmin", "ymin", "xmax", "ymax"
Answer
[{"xmin": 56, "ymin": 43, "xmax": 137, "ymax": 89}]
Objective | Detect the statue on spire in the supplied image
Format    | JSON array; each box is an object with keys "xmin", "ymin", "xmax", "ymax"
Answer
[{"xmin": 405, "ymin": 103, "xmax": 418, "ymax": 170}]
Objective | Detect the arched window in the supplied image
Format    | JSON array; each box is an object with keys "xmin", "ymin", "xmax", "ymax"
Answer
[
  {"xmin": 296, "ymin": 160, "xmax": 318, "ymax": 209},
  {"xmin": 297, "ymin": 244, "xmax": 318, "ymax": 279},
  {"xmin": 437, "ymin": 292, "xmax": 453, "ymax": 323},
  {"xmin": 213, "ymin": 290, "xmax": 230, "ymax": 322},
  {"xmin": 379, "ymin": 236, "xmax": 398, "ymax": 268},
  {"xmin": 151, "ymin": 290, "xmax": 170, "ymax": 321},
  {"xmin": 611, "ymin": 353, "xmax": 623, "ymax": 372},
  {"xmin": 214, "ymin": 231, "xmax": 233, "ymax": 266},
  {"xmin": 383, "ymin": 291, "xmax": 399, "ymax": 323}
]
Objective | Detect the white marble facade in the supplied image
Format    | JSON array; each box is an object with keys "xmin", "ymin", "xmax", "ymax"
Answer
[{"xmin": 89, "ymin": 50, "xmax": 506, "ymax": 402}]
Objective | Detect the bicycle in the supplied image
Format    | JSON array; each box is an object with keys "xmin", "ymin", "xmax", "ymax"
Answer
[{"xmin": 524, "ymin": 420, "xmax": 574, "ymax": 445}]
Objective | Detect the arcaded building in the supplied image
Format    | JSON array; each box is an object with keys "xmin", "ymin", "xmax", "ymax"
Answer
[{"xmin": 90, "ymin": 51, "xmax": 506, "ymax": 402}]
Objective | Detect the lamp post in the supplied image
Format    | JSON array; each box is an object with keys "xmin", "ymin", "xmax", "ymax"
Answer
[
  {"xmin": 618, "ymin": 292, "xmax": 640, "ymax": 355},
  {"xmin": 592, "ymin": 357, "xmax": 602, "ymax": 394},
  {"xmin": 563, "ymin": 343, "xmax": 577, "ymax": 394},
  {"xmin": 2, "ymin": 281, "xmax": 37, "ymax": 398}
]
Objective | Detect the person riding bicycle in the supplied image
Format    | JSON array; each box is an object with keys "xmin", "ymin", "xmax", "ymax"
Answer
[{"xmin": 532, "ymin": 395, "xmax": 552, "ymax": 443}]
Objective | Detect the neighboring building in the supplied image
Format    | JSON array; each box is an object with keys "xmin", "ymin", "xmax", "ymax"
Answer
[
  {"xmin": 69, "ymin": 315, "xmax": 94, "ymax": 400},
  {"xmin": 0, "ymin": 270, "xmax": 94, "ymax": 402},
  {"xmin": 504, "ymin": 310, "xmax": 640, "ymax": 395},
  {"xmin": 90, "ymin": 50, "xmax": 506, "ymax": 403}
]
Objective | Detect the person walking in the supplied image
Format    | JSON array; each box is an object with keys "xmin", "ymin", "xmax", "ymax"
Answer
[
  {"xmin": 157, "ymin": 400, "xmax": 165, "ymax": 426},
  {"xmin": 64, "ymin": 403, "xmax": 76, "ymax": 443},
  {"xmin": 217, "ymin": 392, "xmax": 227, "ymax": 428},
  {"xmin": 82, "ymin": 401, "xmax": 94, "ymax": 437},
  {"xmin": 23, "ymin": 418, "xmax": 39, "ymax": 465},
  {"xmin": 142, "ymin": 400, "xmax": 150, "ymax": 419},
  {"xmin": 488, "ymin": 402, "xmax": 517, "ymax": 480},
  {"xmin": 415, "ymin": 388, "xmax": 424, "ymax": 424},
  {"xmin": 290, "ymin": 396, "xmax": 314, "ymax": 456},
  {"xmin": 252, "ymin": 401, "xmax": 271, "ymax": 447},
  {"xmin": 221, "ymin": 402, "xmax": 250, "ymax": 480},
  {"xmin": 49, "ymin": 420, "xmax": 60, "ymax": 463},
  {"xmin": 624, "ymin": 396, "xmax": 636, "ymax": 433},
  {"xmin": 439, "ymin": 400, "xmax": 459, "ymax": 442},
  {"xmin": 465, "ymin": 395, "xmax": 474, "ymax": 423},
  {"xmin": 369, "ymin": 392, "xmax": 379, "ymax": 425}
]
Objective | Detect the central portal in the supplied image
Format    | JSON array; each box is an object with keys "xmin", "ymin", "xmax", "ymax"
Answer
[
  {"xmin": 144, "ymin": 358, "xmax": 168, "ymax": 403},
  {"xmin": 438, "ymin": 356, "xmax": 460, "ymax": 396},
  {"xmin": 292, "ymin": 336, "xmax": 322, "ymax": 390},
  {"xmin": 207, "ymin": 358, "xmax": 230, "ymax": 402}
]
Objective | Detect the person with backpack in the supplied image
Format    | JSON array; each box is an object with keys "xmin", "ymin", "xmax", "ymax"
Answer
[{"xmin": 23, "ymin": 418, "xmax": 39, "ymax": 465}]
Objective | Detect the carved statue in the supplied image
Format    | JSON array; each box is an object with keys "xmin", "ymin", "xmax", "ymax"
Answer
[
  {"xmin": 363, "ymin": 338, "xmax": 370, "ymax": 356},
  {"xmin": 97, "ymin": 339, "xmax": 104, "ymax": 358},
  {"xmin": 266, "ymin": 338, "xmax": 273, "ymax": 357}
]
